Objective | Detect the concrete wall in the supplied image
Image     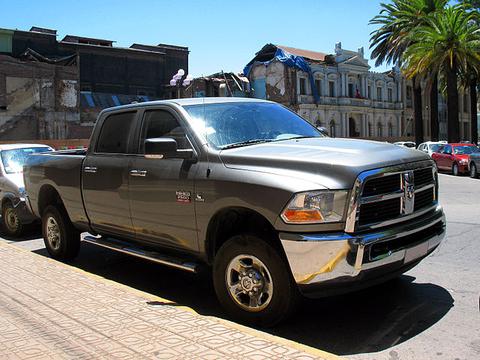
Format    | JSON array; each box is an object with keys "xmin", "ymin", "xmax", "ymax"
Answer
[{"xmin": 0, "ymin": 55, "xmax": 81, "ymax": 140}]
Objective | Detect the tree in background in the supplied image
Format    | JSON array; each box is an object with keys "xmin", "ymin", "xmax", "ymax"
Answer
[
  {"xmin": 460, "ymin": 0, "xmax": 480, "ymax": 144},
  {"xmin": 370, "ymin": 0, "xmax": 448, "ymax": 144},
  {"xmin": 402, "ymin": 5, "xmax": 480, "ymax": 142}
]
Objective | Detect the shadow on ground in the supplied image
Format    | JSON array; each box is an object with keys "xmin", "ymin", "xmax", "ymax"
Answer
[{"xmin": 30, "ymin": 241, "xmax": 453, "ymax": 356}]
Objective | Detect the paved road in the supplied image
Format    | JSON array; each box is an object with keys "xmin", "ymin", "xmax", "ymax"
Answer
[{"xmin": 1, "ymin": 174, "xmax": 479, "ymax": 359}]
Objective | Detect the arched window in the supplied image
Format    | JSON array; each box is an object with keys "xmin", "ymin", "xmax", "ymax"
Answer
[
  {"xmin": 368, "ymin": 122, "xmax": 373, "ymax": 137},
  {"xmin": 388, "ymin": 122, "xmax": 393, "ymax": 137},
  {"xmin": 377, "ymin": 122, "xmax": 383, "ymax": 137},
  {"xmin": 329, "ymin": 120, "xmax": 336, "ymax": 137}
]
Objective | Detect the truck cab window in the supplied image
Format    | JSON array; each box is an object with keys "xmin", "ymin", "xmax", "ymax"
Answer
[
  {"xmin": 96, "ymin": 112, "xmax": 136, "ymax": 154},
  {"xmin": 140, "ymin": 110, "xmax": 190, "ymax": 152}
]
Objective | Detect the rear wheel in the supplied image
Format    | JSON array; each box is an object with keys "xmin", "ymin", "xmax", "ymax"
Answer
[
  {"xmin": 452, "ymin": 163, "xmax": 459, "ymax": 176},
  {"xmin": 2, "ymin": 202, "xmax": 24, "ymax": 237},
  {"xmin": 42, "ymin": 205, "xmax": 80, "ymax": 261},
  {"xmin": 470, "ymin": 163, "xmax": 478, "ymax": 178},
  {"xmin": 213, "ymin": 234, "xmax": 298, "ymax": 327}
]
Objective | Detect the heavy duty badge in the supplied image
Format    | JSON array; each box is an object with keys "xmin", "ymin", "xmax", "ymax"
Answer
[{"xmin": 175, "ymin": 191, "xmax": 192, "ymax": 203}]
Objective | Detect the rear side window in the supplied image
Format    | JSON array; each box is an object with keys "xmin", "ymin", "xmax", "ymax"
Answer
[{"xmin": 96, "ymin": 112, "xmax": 136, "ymax": 153}]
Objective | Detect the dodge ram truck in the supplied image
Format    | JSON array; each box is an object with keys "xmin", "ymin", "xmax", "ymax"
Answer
[{"xmin": 24, "ymin": 98, "xmax": 446, "ymax": 326}]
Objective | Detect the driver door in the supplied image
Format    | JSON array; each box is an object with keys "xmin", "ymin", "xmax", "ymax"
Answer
[{"xmin": 128, "ymin": 108, "xmax": 199, "ymax": 252}]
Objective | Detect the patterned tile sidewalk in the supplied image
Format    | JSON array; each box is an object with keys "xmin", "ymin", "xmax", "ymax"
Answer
[{"xmin": 0, "ymin": 242, "xmax": 340, "ymax": 360}]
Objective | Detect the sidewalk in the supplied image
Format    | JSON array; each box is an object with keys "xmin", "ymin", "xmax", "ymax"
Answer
[{"xmin": 0, "ymin": 242, "xmax": 339, "ymax": 360}]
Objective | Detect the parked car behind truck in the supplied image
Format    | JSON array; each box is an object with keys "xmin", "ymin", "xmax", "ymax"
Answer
[
  {"xmin": 432, "ymin": 143, "xmax": 478, "ymax": 175},
  {"xmin": 0, "ymin": 144, "xmax": 53, "ymax": 236},
  {"xmin": 23, "ymin": 98, "xmax": 446, "ymax": 326}
]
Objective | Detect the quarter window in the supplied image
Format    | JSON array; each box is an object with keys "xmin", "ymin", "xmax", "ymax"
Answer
[{"xmin": 96, "ymin": 112, "xmax": 136, "ymax": 154}]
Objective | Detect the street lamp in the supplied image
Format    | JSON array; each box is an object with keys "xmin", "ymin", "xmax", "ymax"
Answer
[{"xmin": 169, "ymin": 69, "xmax": 193, "ymax": 99}]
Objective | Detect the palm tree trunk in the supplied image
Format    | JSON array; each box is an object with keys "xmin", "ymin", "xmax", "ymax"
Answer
[
  {"xmin": 430, "ymin": 75, "xmax": 439, "ymax": 141},
  {"xmin": 446, "ymin": 64, "xmax": 460, "ymax": 143},
  {"xmin": 470, "ymin": 79, "xmax": 478, "ymax": 144},
  {"xmin": 413, "ymin": 76, "xmax": 424, "ymax": 145}
]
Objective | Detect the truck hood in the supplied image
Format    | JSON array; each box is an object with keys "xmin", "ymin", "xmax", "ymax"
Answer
[{"xmin": 219, "ymin": 138, "xmax": 431, "ymax": 190}]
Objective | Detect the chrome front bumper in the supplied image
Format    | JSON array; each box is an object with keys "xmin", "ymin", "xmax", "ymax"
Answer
[{"xmin": 280, "ymin": 205, "xmax": 445, "ymax": 289}]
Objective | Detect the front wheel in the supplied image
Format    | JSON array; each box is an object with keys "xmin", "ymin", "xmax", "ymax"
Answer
[
  {"xmin": 213, "ymin": 234, "xmax": 298, "ymax": 327},
  {"xmin": 470, "ymin": 163, "xmax": 478, "ymax": 178},
  {"xmin": 452, "ymin": 163, "xmax": 459, "ymax": 176},
  {"xmin": 2, "ymin": 202, "xmax": 24, "ymax": 237},
  {"xmin": 42, "ymin": 205, "xmax": 80, "ymax": 261}
]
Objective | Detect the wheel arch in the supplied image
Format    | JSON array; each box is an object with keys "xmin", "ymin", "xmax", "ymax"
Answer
[
  {"xmin": 205, "ymin": 206, "xmax": 280, "ymax": 264},
  {"xmin": 38, "ymin": 185, "xmax": 66, "ymax": 217}
]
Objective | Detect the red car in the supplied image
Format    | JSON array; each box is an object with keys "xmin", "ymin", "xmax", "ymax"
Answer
[{"xmin": 432, "ymin": 143, "xmax": 479, "ymax": 175}]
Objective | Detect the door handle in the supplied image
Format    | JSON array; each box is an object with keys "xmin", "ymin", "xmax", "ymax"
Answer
[
  {"xmin": 84, "ymin": 166, "xmax": 97, "ymax": 173},
  {"xmin": 130, "ymin": 169, "xmax": 147, "ymax": 177}
]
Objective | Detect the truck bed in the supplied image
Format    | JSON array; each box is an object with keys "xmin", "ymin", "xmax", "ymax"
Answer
[{"xmin": 23, "ymin": 150, "xmax": 88, "ymax": 227}]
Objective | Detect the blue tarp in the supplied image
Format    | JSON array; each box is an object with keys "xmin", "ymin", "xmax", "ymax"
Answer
[{"xmin": 243, "ymin": 47, "xmax": 319, "ymax": 103}]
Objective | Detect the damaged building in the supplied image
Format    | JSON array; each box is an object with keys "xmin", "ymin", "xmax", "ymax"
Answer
[
  {"xmin": 244, "ymin": 43, "xmax": 472, "ymax": 141},
  {"xmin": 0, "ymin": 26, "xmax": 188, "ymax": 140},
  {"xmin": 183, "ymin": 72, "xmax": 250, "ymax": 98}
]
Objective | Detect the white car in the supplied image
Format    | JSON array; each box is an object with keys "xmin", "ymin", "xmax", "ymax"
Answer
[
  {"xmin": 393, "ymin": 141, "xmax": 416, "ymax": 148},
  {"xmin": 0, "ymin": 143, "xmax": 53, "ymax": 236},
  {"xmin": 417, "ymin": 141, "xmax": 446, "ymax": 157}
]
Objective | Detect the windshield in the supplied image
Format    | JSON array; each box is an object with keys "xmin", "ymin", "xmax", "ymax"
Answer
[
  {"xmin": 454, "ymin": 145, "xmax": 478, "ymax": 155},
  {"xmin": 183, "ymin": 102, "xmax": 324, "ymax": 149},
  {"xmin": 1, "ymin": 147, "xmax": 52, "ymax": 174},
  {"xmin": 430, "ymin": 144, "xmax": 442, "ymax": 152}
]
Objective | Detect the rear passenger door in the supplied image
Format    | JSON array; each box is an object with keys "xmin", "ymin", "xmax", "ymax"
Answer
[
  {"xmin": 82, "ymin": 110, "xmax": 137, "ymax": 238},
  {"xmin": 128, "ymin": 107, "xmax": 199, "ymax": 252}
]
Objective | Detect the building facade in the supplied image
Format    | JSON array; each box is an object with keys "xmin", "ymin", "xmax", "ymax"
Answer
[
  {"xmin": 245, "ymin": 43, "xmax": 472, "ymax": 141},
  {"xmin": 0, "ymin": 26, "xmax": 188, "ymax": 140}
]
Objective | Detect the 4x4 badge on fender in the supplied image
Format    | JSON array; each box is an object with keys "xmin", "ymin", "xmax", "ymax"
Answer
[
  {"xmin": 402, "ymin": 171, "xmax": 415, "ymax": 215},
  {"xmin": 176, "ymin": 191, "xmax": 192, "ymax": 203}
]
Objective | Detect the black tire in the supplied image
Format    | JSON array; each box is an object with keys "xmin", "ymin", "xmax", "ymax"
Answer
[
  {"xmin": 213, "ymin": 234, "xmax": 299, "ymax": 327},
  {"xmin": 470, "ymin": 163, "xmax": 478, "ymax": 178},
  {"xmin": 42, "ymin": 205, "xmax": 80, "ymax": 261},
  {"xmin": 2, "ymin": 202, "xmax": 24, "ymax": 237},
  {"xmin": 452, "ymin": 163, "xmax": 459, "ymax": 176}
]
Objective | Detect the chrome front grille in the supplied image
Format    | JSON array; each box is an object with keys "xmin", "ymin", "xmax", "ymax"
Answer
[{"xmin": 345, "ymin": 161, "xmax": 438, "ymax": 233}]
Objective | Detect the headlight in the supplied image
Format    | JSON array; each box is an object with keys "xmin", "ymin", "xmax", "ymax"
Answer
[
  {"xmin": 460, "ymin": 159, "xmax": 468, "ymax": 165},
  {"xmin": 281, "ymin": 190, "xmax": 348, "ymax": 224}
]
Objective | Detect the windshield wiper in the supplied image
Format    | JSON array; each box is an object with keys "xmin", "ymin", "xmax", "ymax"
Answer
[{"xmin": 221, "ymin": 139, "xmax": 273, "ymax": 150}]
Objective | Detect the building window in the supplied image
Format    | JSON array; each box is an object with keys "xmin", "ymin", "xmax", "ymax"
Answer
[
  {"xmin": 377, "ymin": 122, "xmax": 383, "ymax": 137},
  {"xmin": 329, "ymin": 81, "xmax": 335, "ymax": 97},
  {"xmin": 348, "ymin": 83, "xmax": 354, "ymax": 98},
  {"xmin": 377, "ymin": 87, "xmax": 383, "ymax": 101},
  {"xmin": 329, "ymin": 120, "xmax": 336, "ymax": 137},
  {"xmin": 406, "ymin": 86, "xmax": 412, "ymax": 99},
  {"xmin": 388, "ymin": 122, "xmax": 393, "ymax": 137},
  {"xmin": 299, "ymin": 78, "xmax": 306, "ymax": 95},
  {"xmin": 315, "ymin": 79, "xmax": 321, "ymax": 96},
  {"xmin": 368, "ymin": 122, "xmax": 373, "ymax": 137},
  {"xmin": 388, "ymin": 88, "xmax": 393, "ymax": 102},
  {"xmin": 367, "ymin": 85, "xmax": 371, "ymax": 99}
]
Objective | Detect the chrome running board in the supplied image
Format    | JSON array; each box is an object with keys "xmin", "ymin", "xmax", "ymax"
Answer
[{"xmin": 83, "ymin": 235, "xmax": 198, "ymax": 273}]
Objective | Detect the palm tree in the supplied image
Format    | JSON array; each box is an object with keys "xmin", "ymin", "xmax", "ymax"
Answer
[
  {"xmin": 370, "ymin": 0, "xmax": 448, "ymax": 144},
  {"xmin": 402, "ymin": 5, "xmax": 480, "ymax": 143},
  {"xmin": 460, "ymin": 0, "xmax": 480, "ymax": 143}
]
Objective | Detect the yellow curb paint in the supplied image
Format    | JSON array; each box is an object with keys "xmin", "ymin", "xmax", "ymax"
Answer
[{"xmin": 0, "ymin": 241, "xmax": 344, "ymax": 359}]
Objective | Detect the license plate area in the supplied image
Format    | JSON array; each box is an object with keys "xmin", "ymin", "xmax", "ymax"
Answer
[{"xmin": 404, "ymin": 241, "xmax": 429, "ymax": 264}]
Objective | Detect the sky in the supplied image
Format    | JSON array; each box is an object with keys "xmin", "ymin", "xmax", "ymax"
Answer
[{"xmin": 2, "ymin": 0, "xmax": 392, "ymax": 77}]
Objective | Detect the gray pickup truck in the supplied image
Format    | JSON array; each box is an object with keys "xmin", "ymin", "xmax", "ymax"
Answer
[{"xmin": 24, "ymin": 98, "xmax": 446, "ymax": 326}]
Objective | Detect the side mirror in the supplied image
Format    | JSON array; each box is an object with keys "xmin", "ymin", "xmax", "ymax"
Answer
[{"xmin": 144, "ymin": 137, "xmax": 195, "ymax": 160}]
